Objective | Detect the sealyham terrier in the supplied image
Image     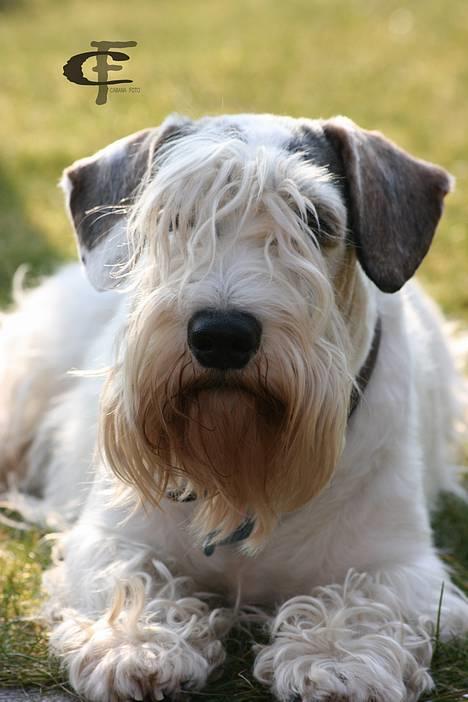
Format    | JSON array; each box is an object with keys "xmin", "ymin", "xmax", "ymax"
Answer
[{"xmin": 0, "ymin": 113, "xmax": 467, "ymax": 702}]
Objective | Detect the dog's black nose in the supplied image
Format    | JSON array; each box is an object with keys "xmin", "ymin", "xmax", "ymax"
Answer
[{"xmin": 188, "ymin": 309, "xmax": 262, "ymax": 370}]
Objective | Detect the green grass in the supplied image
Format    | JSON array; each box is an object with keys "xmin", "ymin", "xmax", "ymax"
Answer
[{"xmin": 0, "ymin": 0, "xmax": 467, "ymax": 699}]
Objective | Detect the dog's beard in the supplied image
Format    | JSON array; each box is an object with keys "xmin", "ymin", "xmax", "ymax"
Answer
[
  {"xmin": 101, "ymin": 324, "xmax": 351, "ymax": 552},
  {"xmin": 154, "ymin": 374, "xmax": 286, "ymax": 544}
]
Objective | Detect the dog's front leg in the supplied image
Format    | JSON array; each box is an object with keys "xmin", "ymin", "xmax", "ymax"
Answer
[
  {"xmin": 46, "ymin": 522, "xmax": 231, "ymax": 702},
  {"xmin": 254, "ymin": 561, "xmax": 468, "ymax": 702}
]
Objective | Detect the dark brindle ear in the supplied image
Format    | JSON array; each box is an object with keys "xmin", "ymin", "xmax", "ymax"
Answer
[
  {"xmin": 322, "ymin": 117, "xmax": 453, "ymax": 293},
  {"xmin": 61, "ymin": 116, "xmax": 190, "ymax": 290}
]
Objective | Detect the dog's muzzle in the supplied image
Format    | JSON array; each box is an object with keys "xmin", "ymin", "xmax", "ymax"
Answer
[{"xmin": 188, "ymin": 308, "xmax": 262, "ymax": 370}]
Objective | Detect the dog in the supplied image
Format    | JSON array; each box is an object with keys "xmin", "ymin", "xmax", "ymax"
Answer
[{"xmin": 0, "ymin": 113, "xmax": 467, "ymax": 702}]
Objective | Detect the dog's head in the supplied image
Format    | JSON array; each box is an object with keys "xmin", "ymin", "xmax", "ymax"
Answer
[{"xmin": 62, "ymin": 114, "xmax": 451, "ymax": 550}]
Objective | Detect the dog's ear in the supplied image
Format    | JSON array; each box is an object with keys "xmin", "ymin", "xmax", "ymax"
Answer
[
  {"xmin": 61, "ymin": 117, "xmax": 190, "ymax": 291},
  {"xmin": 322, "ymin": 116, "xmax": 453, "ymax": 293}
]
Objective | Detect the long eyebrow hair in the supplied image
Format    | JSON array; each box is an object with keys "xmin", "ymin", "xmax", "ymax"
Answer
[{"xmin": 117, "ymin": 130, "xmax": 347, "ymax": 288}]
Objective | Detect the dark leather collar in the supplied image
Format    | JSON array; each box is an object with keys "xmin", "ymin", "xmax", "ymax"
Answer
[{"xmin": 348, "ymin": 316, "xmax": 382, "ymax": 418}]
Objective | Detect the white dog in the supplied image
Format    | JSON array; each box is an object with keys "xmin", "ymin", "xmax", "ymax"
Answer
[{"xmin": 0, "ymin": 114, "xmax": 467, "ymax": 702}]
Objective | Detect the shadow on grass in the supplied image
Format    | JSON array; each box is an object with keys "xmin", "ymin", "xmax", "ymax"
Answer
[
  {"xmin": 0, "ymin": 162, "xmax": 65, "ymax": 305},
  {"xmin": 433, "ymin": 493, "xmax": 468, "ymax": 588}
]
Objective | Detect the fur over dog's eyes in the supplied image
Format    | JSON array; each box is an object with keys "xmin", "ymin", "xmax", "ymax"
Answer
[{"xmin": 300, "ymin": 206, "xmax": 343, "ymax": 249}]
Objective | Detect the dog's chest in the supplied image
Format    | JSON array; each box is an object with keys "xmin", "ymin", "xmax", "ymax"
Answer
[{"xmin": 142, "ymin": 499, "xmax": 351, "ymax": 605}]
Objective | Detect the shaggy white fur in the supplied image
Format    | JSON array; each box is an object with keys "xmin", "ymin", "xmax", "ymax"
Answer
[{"xmin": 0, "ymin": 113, "xmax": 467, "ymax": 702}]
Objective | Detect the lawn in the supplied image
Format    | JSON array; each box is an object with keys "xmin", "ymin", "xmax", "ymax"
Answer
[{"xmin": 0, "ymin": 0, "xmax": 467, "ymax": 699}]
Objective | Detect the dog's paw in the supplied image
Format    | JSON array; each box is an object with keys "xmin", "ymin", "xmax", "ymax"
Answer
[
  {"xmin": 50, "ymin": 610, "xmax": 225, "ymax": 702},
  {"xmin": 60, "ymin": 628, "xmax": 218, "ymax": 701},
  {"xmin": 254, "ymin": 640, "xmax": 433, "ymax": 702},
  {"xmin": 253, "ymin": 579, "xmax": 438, "ymax": 702}
]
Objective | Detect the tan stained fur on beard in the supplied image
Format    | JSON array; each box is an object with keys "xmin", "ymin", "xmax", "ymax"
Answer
[{"xmin": 101, "ymin": 317, "xmax": 351, "ymax": 553}]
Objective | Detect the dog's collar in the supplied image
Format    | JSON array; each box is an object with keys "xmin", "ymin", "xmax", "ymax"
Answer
[
  {"xmin": 202, "ymin": 518, "xmax": 255, "ymax": 556},
  {"xmin": 348, "ymin": 316, "xmax": 382, "ymax": 418},
  {"xmin": 165, "ymin": 490, "xmax": 255, "ymax": 556},
  {"xmin": 168, "ymin": 318, "xmax": 382, "ymax": 555}
]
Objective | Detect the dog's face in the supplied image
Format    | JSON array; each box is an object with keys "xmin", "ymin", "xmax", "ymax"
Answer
[{"xmin": 62, "ymin": 114, "xmax": 451, "ymax": 550}]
